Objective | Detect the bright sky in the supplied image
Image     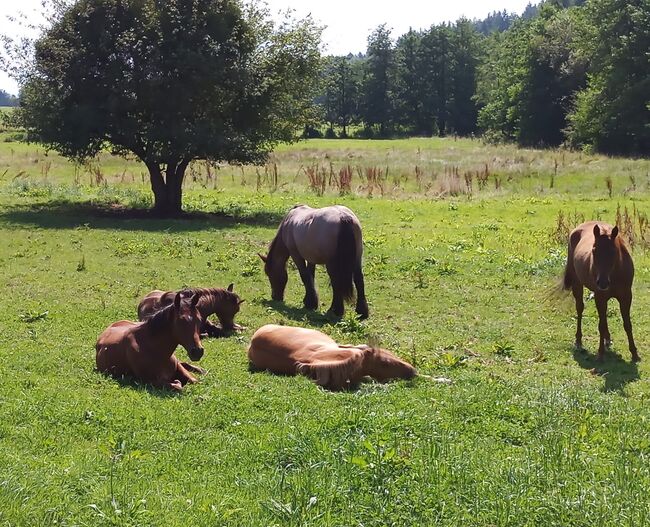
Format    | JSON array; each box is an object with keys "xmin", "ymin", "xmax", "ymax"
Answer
[{"xmin": 0, "ymin": 0, "xmax": 533, "ymax": 94}]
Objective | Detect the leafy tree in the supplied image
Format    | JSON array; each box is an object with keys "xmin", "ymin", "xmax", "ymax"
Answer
[
  {"xmin": 321, "ymin": 55, "xmax": 362, "ymax": 137},
  {"xmin": 477, "ymin": 5, "xmax": 585, "ymax": 146},
  {"xmin": 567, "ymin": 0, "xmax": 650, "ymax": 155},
  {"xmin": 15, "ymin": 0, "xmax": 321, "ymax": 216},
  {"xmin": 449, "ymin": 19, "xmax": 483, "ymax": 135},
  {"xmin": 361, "ymin": 25, "xmax": 395, "ymax": 136}
]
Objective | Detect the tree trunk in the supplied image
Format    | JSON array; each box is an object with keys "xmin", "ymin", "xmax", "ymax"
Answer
[{"xmin": 146, "ymin": 159, "xmax": 190, "ymax": 217}]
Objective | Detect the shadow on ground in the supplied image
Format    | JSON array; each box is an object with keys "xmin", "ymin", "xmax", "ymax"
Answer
[
  {"xmin": 0, "ymin": 200, "xmax": 286, "ymax": 232},
  {"xmin": 260, "ymin": 299, "xmax": 334, "ymax": 327},
  {"xmin": 572, "ymin": 346, "xmax": 640, "ymax": 393}
]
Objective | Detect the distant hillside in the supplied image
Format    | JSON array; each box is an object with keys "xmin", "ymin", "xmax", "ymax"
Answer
[
  {"xmin": 474, "ymin": 0, "xmax": 586, "ymax": 34},
  {"xmin": 0, "ymin": 90, "xmax": 18, "ymax": 107}
]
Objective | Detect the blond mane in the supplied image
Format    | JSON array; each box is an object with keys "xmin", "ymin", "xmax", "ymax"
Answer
[{"xmin": 297, "ymin": 348, "xmax": 367, "ymax": 390}]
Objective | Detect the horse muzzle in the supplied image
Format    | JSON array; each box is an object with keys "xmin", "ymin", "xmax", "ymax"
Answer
[{"xmin": 188, "ymin": 347, "xmax": 205, "ymax": 361}]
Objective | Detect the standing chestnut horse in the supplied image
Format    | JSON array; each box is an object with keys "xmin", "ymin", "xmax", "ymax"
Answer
[
  {"xmin": 247, "ymin": 324, "xmax": 416, "ymax": 390},
  {"xmin": 138, "ymin": 284, "xmax": 244, "ymax": 337},
  {"xmin": 259, "ymin": 205, "xmax": 369, "ymax": 318},
  {"xmin": 562, "ymin": 221, "xmax": 639, "ymax": 362},
  {"xmin": 96, "ymin": 293, "xmax": 206, "ymax": 391}
]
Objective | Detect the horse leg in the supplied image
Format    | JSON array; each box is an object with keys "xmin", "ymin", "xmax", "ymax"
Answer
[
  {"xmin": 181, "ymin": 362, "xmax": 207, "ymax": 375},
  {"xmin": 353, "ymin": 265, "xmax": 369, "ymax": 319},
  {"xmin": 326, "ymin": 263, "xmax": 345, "ymax": 317},
  {"xmin": 594, "ymin": 294, "xmax": 610, "ymax": 362},
  {"xmin": 617, "ymin": 292, "xmax": 639, "ymax": 362},
  {"xmin": 292, "ymin": 256, "xmax": 318, "ymax": 310},
  {"xmin": 176, "ymin": 363, "xmax": 199, "ymax": 385},
  {"xmin": 202, "ymin": 319, "xmax": 225, "ymax": 338},
  {"xmin": 572, "ymin": 284, "xmax": 584, "ymax": 350}
]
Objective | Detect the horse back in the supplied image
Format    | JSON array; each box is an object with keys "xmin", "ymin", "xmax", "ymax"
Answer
[
  {"xmin": 284, "ymin": 205, "xmax": 362, "ymax": 263},
  {"xmin": 137, "ymin": 290, "xmax": 171, "ymax": 320},
  {"xmin": 96, "ymin": 321, "xmax": 139, "ymax": 376},
  {"xmin": 248, "ymin": 324, "xmax": 336, "ymax": 374}
]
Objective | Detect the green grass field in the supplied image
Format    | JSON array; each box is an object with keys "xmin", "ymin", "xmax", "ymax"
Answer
[{"xmin": 1, "ymin": 136, "xmax": 650, "ymax": 526}]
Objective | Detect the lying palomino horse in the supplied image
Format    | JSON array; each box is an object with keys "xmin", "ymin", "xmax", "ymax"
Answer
[
  {"xmin": 259, "ymin": 205, "xmax": 369, "ymax": 318},
  {"xmin": 138, "ymin": 284, "xmax": 244, "ymax": 337},
  {"xmin": 97, "ymin": 293, "xmax": 206, "ymax": 391},
  {"xmin": 247, "ymin": 324, "xmax": 416, "ymax": 390},
  {"xmin": 562, "ymin": 221, "xmax": 638, "ymax": 362}
]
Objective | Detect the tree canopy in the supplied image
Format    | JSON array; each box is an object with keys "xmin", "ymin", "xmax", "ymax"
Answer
[{"xmin": 17, "ymin": 0, "xmax": 322, "ymax": 215}]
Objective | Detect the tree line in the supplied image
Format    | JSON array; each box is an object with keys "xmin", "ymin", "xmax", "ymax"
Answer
[{"xmin": 313, "ymin": 0, "xmax": 648, "ymax": 157}]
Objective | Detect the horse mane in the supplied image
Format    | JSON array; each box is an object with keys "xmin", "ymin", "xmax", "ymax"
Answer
[
  {"xmin": 298, "ymin": 348, "xmax": 366, "ymax": 390},
  {"xmin": 177, "ymin": 287, "xmax": 239, "ymax": 315},
  {"xmin": 145, "ymin": 303, "xmax": 175, "ymax": 334}
]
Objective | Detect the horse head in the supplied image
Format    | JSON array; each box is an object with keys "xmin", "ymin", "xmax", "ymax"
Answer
[
  {"xmin": 592, "ymin": 224, "xmax": 619, "ymax": 291},
  {"xmin": 360, "ymin": 345, "xmax": 417, "ymax": 382},
  {"xmin": 217, "ymin": 283, "xmax": 245, "ymax": 330},
  {"xmin": 172, "ymin": 292, "xmax": 205, "ymax": 361},
  {"xmin": 258, "ymin": 252, "xmax": 288, "ymax": 301}
]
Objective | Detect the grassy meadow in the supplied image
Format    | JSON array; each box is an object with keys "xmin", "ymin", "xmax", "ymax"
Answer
[{"xmin": 1, "ymin": 134, "xmax": 650, "ymax": 526}]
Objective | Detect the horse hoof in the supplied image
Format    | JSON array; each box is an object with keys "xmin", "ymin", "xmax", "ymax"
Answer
[{"xmin": 632, "ymin": 354, "xmax": 641, "ymax": 363}]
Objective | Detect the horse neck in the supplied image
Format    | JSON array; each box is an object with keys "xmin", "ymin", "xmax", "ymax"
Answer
[
  {"xmin": 196, "ymin": 288, "xmax": 226, "ymax": 316},
  {"xmin": 137, "ymin": 321, "xmax": 178, "ymax": 360},
  {"xmin": 269, "ymin": 230, "xmax": 289, "ymax": 268}
]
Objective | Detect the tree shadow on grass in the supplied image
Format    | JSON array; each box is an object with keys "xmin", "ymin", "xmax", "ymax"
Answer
[
  {"xmin": 571, "ymin": 346, "xmax": 640, "ymax": 393},
  {"xmin": 0, "ymin": 200, "xmax": 285, "ymax": 232},
  {"xmin": 260, "ymin": 299, "xmax": 333, "ymax": 327}
]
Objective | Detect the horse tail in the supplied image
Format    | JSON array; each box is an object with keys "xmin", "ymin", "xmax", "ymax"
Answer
[{"xmin": 330, "ymin": 216, "xmax": 357, "ymax": 303}]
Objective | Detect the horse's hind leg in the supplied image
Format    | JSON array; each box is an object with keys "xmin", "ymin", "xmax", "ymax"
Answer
[
  {"xmin": 595, "ymin": 294, "xmax": 610, "ymax": 362},
  {"xmin": 293, "ymin": 256, "xmax": 318, "ymax": 310},
  {"xmin": 617, "ymin": 292, "xmax": 639, "ymax": 362},
  {"xmin": 353, "ymin": 266, "xmax": 369, "ymax": 319},
  {"xmin": 325, "ymin": 263, "xmax": 345, "ymax": 317},
  {"xmin": 572, "ymin": 284, "xmax": 584, "ymax": 350}
]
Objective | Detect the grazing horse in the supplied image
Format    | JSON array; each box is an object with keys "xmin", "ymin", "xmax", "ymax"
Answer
[
  {"xmin": 97, "ymin": 293, "xmax": 207, "ymax": 391},
  {"xmin": 259, "ymin": 205, "xmax": 369, "ymax": 318},
  {"xmin": 138, "ymin": 284, "xmax": 244, "ymax": 337},
  {"xmin": 247, "ymin": 324, "xmax": 416, "ymax": 390},
  {"xmin": 562, "ymin": 221, "xmax": 639, "ymax": 362}
]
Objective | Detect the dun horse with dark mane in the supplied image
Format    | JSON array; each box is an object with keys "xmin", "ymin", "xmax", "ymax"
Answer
[
  {"xmin": 97, "ymin": 293, "xmax": 207, "ymax": 391},
  {"xmin": 138, "ymin": 284, "xmax": 244, "ymax": 337},
  {"xmin": 562, "ymin": 221, "xmax": 639, "ymax": 362},
  {"xmin": 248, "ymin": 324, "xmax": 416, "ymax": 390},
  {"xmin": 259, "ymin": 205, "xmax": 369, "ymax": 318}
]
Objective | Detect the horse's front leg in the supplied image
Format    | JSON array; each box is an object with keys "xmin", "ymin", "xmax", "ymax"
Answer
[
  {"xmin": 181, "ymin": 362, "xmax": 207, "ymax": 375},
  {"xmin": 572, "ymin": 284, "xmax": 584, "ymax": 350},
  {"xmin": 594, "ymin": 294, "xmax": 610, "ymax": 362},
  {"xmin": 176, "ymin": 363, "xmax": 199, "ymax": 385},
  {"xmin": 202, "ymin": 319, "xmax": 225, "ymax": 338},
  {"xmin": 292, "ymin": 256, "xmax": 318, "ymax": 310},
  {"xmin": 617, "ymin": 292, "xmax": 639, "ymax": 362}
]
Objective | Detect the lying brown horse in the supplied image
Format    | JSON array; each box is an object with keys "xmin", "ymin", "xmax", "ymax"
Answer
[
  {"xmin": 562, "ymin": 221, "xmax": 639, "ymax": 362},
  {"xmin": 260, "ymin": 205, "xmax": 368, "ymax": 318},
  {"xmin": 97, "ymin": 293, "xmax": 206, "ymax": 391},
  {"xmin": 138, "ymin": 284, "xmax": 244, "ymax": 337},
  {"xmin": 247, "ymin": 324, "xmax": 416, "ymax": 390}
]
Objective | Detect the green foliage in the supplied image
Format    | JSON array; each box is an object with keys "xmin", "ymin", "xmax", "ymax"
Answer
[
  {"xmin": 567, "ymin": 0, "xmax": 650, "ymax": 155},
  {"xmin": 477, "ymin": 5, "xmax": 586, "ymax": 147},
  {"xmin": 16, "ymin": 0, "xmax": 322, "ymax": 215}
]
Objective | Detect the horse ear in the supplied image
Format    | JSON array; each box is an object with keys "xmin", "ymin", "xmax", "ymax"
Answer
[
  {"xmin": 612, "ymin": 226, "xmax": 619, "ymax": 239},
  {"xmin": 238, "ymin": 299, "xmax": 245, "ymax": 305},
  {"xmin": 174, "ymin": 293, "xmax": 181, "ymax": 310},
  {"xmin": 593, "ymin": 224, "xmax": 601, "ymax": 238},
  {"xmin": 258, "ymin": 253, "xmax": 268, "ymax": 263},
  {"xmin": 227, "ymin": 283, "xmax": 234, "ymax": 292},
  {"xmin": 191, "ymin": 293, "xmax": 200, "ymax": 309}
]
